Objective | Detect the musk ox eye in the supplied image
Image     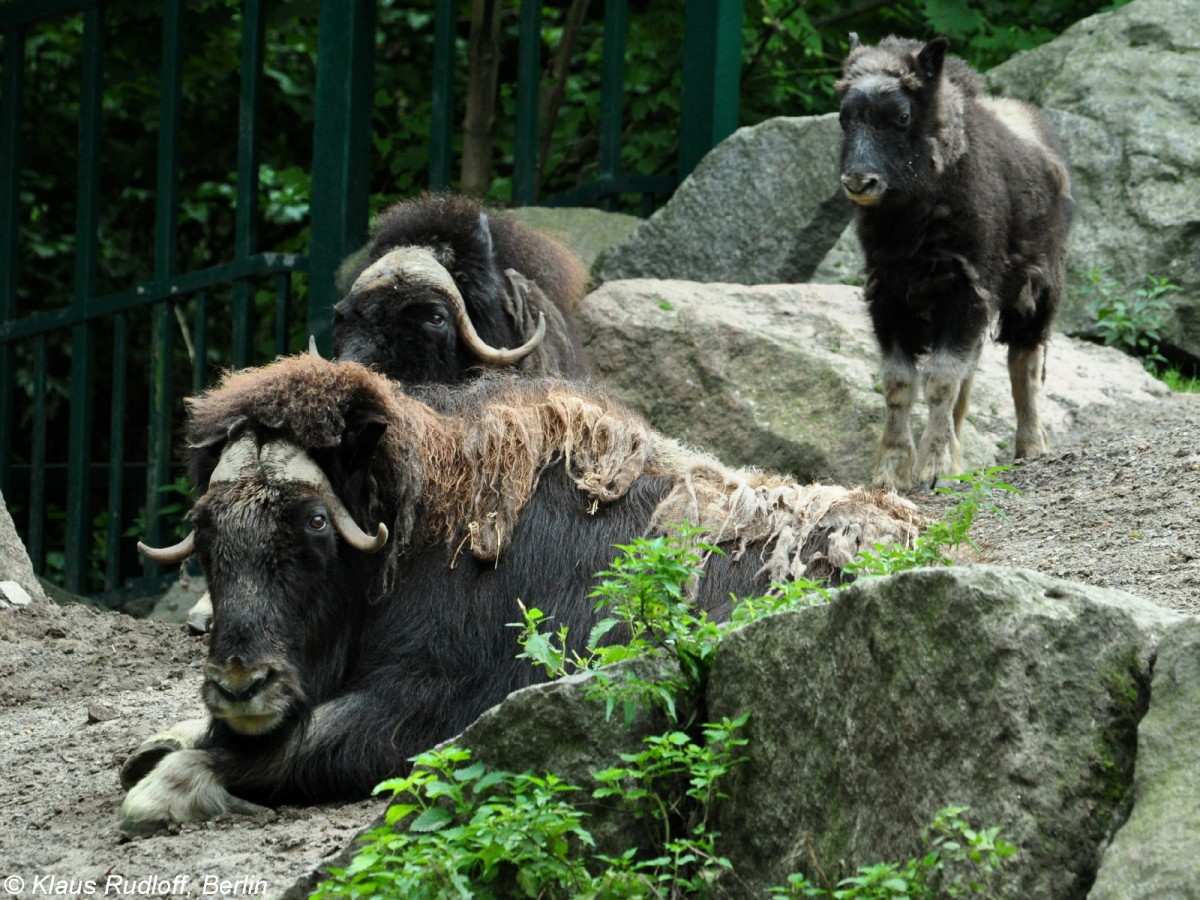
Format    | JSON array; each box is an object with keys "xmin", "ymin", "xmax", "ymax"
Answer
[
  {"xmin": 427, "ymin": 312, "xmax": 447, "ymax": 328},
  {"xmin": 307, "ymin": 513, "xmax": 329, "ymax": 532},
  {"xmin": 897, "ymin": 111, "xmax": 911, "ymax": 125}
]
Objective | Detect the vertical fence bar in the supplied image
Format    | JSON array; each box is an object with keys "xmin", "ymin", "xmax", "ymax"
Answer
[
  {"xmin": 0, "ymin": 26, "xmax": 26, "ymax": 497},
  {"xmin": 309, "ymin": 0, "xmax": 375, "ymax": 355},
  {"xmin": 65, "ymin": 4, "xmax": 104, "ymax": 593},
  {"xmin": 597, "ymin": 0, "xmax": 627, "ymax": 211},
  {"xmin": 678, "ymin": 0, "xmax": 742, "ymax": 178},
  {"xmin": 192, "ymin": 291, "xmax": 208, "ymax": 393},
  {"xmin": 28, "ymin": 335, "xmax": 47, "ymax": 574},
  {"xmin": 145, "ymin": 0, "xmax": 185, "ymax": 573},
  {"xmin": 428, "ymin": 0, "xmax": 455, "ymax": 190},
  {"xmin": 231, "ymin": 0, "xmax": 265, "ymax": 369},
  {"xmin": 274, "ymin": 274, "xmax": 291, "ymax": 356},
  {"xmin": 511, "ymin": 1, "xmax": 542, "ymax": 206},
  {"xmin": 105, "ymin": 312, "xmax": 127, "ymax": 591}
]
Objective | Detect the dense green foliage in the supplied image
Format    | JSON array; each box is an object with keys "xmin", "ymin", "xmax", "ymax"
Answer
[{"xmin": 12, "ymin": 0, "xmax": 1126, "ymax": 318}]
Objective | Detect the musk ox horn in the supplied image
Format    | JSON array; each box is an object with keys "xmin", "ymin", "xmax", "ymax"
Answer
[
  {"xmin": 209, "ymin": 435, "xmax": 389, "ymax": 553},
  {"xmin": 137, "ymin": 530, "xmax": 197, "ymax": 564},
  {"xmin": 349, "ymin": 246, "xmax": 546, "ymax": 366}
]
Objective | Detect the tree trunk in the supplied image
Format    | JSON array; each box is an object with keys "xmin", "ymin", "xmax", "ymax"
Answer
[
  {"xmin": 537, "ymin": 0, "xmax": 591, "ymax": 186},
  {"xmin": 461, "ymin": 0, "xmax": 503, "ymax": 196}
]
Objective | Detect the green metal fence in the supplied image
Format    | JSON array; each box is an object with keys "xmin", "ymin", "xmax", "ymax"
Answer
[{"xmin": 0, "ymin": 0, "xmax": 742, "ymax": 604}]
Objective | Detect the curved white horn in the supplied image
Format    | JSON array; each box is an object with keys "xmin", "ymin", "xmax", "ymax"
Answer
[{"xmin": 137, "ymin": 530, "xmax": 196, "ymax": 564}]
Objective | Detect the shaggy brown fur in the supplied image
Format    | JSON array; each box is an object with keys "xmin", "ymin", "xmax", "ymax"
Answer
[{"xmin": 187, "ymin": 355, "xmax": 922, "ymax": 583}]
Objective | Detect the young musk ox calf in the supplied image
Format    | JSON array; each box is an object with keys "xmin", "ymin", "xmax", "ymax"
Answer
[
  {"xmin": 334, "ymin": 192, "xmax": 591, "ymax": 385},
  {"xmin": 122, "ymin": 353, "xmax": 921, "ymax": 832},
  {"xmin": 837, "ymin": 35, "xmax": 1072, "ymax": 490}
]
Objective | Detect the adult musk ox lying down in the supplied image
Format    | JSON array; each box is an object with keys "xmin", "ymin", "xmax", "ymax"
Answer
[
  {"xmin": 334, "ymin": 193, "xmax": 590, "ymax": 385},
  {"xmin": 122, "ymin": 354, "xmax": 920, "ymax": 831},
  {"xmin": 837, "ymin": 35, "xmax": 1072, "ymax": 490}
]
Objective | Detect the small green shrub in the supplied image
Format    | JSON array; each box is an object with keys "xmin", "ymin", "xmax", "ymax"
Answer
[
  {"xmin": 770, "ymin": 805, "xmax": 1017, "ymax": 898},
  {"xmin": 1080, "ymin": 267, "xmax": 1179, "ymax": 374},
  {"xmin": 845, "ymin": 467, "xmax": 1017, "ymax": 578},
  {"xmin": 310, "ymin": 746, "xmax": 594, "ymax": 899},
  {"xmin": 311, "ymin": 715, "xmax": 752, "ymax": 900}
]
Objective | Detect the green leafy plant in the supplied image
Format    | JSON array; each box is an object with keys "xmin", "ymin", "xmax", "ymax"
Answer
[
  {"xmin": 770, "ymin": 805, "xmax": 1017, "ymax": 898},
  {"xmin": 846, "ymin": 467, "xmax": 1018, "ymax": 577},
  {"xmin": 1081, "ymin": 267, "xmax": 1179, "ymax": 373},
  {"xmin": 514, "ymin": 525, "xmax": 727, "ymax": 725},
  {"xmin": 311, "ymin": 716, "xmax": 752, "ymax": 900},
  {"xmin": 311, "ymin": 746, "xmax": 594, "ymax": 899}
]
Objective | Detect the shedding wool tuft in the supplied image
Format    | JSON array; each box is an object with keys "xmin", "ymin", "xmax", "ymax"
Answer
[
  {"xmin": 645, "ymin": 437, "xmax": 921, "ymax": 582},
  {"xmin": 185, "ymin": 355, "xmax": 922, "ymax": 583}
]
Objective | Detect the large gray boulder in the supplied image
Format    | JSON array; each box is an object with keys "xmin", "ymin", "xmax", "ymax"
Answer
[
  {"xmin": 985, "ymin": 0, "xmax": 1200, "ymax": 356},
  {"xmin": 707, "ymin": 566, "xmax": 1185, "ymax": 898},
  {"xmin": 1090, "ymin": 618, "xmax": 1200, "ymax": 898},
  {"xmin": 1, "ymin": 489, "xmax": 46, "ymax": 608},
  {"xmin": 593, "ymin": 115, "xmax": 849, "ymax": 285},
  {"xmin": 577, "ymin": 279, "xmax": 1169, "ymax": 484}
]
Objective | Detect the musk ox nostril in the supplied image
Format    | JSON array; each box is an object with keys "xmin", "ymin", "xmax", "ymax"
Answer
[
  {"xmin": 207, "ymin": 663, "xmax": 273, "ymax": 704},
  {"xmin": 842, "ymin": 172, "xmax": 881, "ymax": 194}
]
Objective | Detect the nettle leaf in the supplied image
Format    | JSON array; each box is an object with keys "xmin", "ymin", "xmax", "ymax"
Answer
[{"xmin": 409, "ymin": 806, "xmax": 453, "ymax": 832}]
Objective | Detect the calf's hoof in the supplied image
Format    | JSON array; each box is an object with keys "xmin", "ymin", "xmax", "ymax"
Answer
[{"xmin": 119, "ymin": 718, "xmax": 209, "ymax": 790}]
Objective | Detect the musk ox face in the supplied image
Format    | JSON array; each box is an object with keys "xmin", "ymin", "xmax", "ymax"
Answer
[
  {"xmin": 141, "ymin": 432, "xmax": 389, "ymax": 737},
  {"xmin": 334, "ymin": 214, "xmax": 544, "ymax": 384},
  {"xmin": 333, "ymin": 268, "xmax": 467, "ymax": 384},
  {"xmin": 837, "ymin": 36, "xmax": 948, "ymax": 207}
]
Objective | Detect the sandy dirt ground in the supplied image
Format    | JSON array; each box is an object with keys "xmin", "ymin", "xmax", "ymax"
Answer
[{"xmin": 1, "ymin": 392, "xmax": 1196, "ymax": 899}]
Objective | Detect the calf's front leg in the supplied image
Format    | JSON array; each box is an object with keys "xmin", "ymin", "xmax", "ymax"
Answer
[
  {"xmin": 873, "ymin": 349, "xmax": 918, "ymax": 490},
  {"xmin": 914, "ymin": 347, "xmax": 977, "ymax": 489}
]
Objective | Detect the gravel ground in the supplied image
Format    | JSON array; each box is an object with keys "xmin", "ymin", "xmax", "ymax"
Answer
[{"xmin": 0, "ymin": 391, "xmax": 1196, "ymax": 898}]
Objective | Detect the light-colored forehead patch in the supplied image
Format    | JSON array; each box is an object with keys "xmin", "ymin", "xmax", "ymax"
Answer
[
  {"xmin": 849, "ymin": 73, "xmax": 905, "ymax": 96},
  {"xmin": 210, "ymin": 435, "xmax": 328, "ymax": 490},
  {"xmin": 348, "ymin": 246, "xmax": 455, "ymax": 296}
]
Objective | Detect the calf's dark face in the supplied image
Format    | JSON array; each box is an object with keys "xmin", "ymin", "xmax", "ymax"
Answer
[
  {"xmin": 838, "ymin": 88, "xmax": 923, "ymax": 206},
  {"xmin": 838, "ymin": 38, "xmax": 947, "ymax": 208},
  {"xmin": 191, "ymin": 476, "xmax": 356, "ymax": 737}
]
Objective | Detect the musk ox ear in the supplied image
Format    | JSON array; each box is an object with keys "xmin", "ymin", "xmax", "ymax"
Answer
[
  {"xmin": 187, "ymin": 415, "xmax": 249, "ymax": 492},
  {"xmin": 916, "ymin": 36, "xmax": 948, "ymax": 81}
]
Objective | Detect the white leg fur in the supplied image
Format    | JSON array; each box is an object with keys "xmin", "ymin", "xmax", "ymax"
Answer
[
  {"xmin": 873, "ymin": 351, "xmax": 918, "ymax": 490},
  {"xmin": 914, "ymin": 348, "xmax": 977, "ymax": 488},
  {"xmin": 1009, "ymin": 344, "xmax": 1048, "ymax": 458},
  {"xmin": 119, "ymin": 749, "xmax": 265, "ymax": 835}
]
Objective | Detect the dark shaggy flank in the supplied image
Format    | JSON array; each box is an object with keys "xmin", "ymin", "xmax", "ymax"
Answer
[
  {"xmin": 334, "ymin": 192, "xmax": 591, "ymax": 385},
  {"xmin": 121, "ymin": 354, "xmax": 921, "ymax": 828},
  {"xmin": 837, "ymin": 35, "xmax": 1072, "ymax": 490}
]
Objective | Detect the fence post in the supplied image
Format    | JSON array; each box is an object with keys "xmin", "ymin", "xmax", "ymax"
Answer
[
  {"xmin": 0, "ymin": 25, "xmax": 25, "ymax": 498},
  {"xmin": 679, "ymin": 0, "xmax": 742, "ymax": 179},
  {"xmin": 65, "ymin": 5, "xmax": 104, "ymax": 594},
  {"xmin": 308, "ymin": 0, "xmax": 376, "ymax": 356}
]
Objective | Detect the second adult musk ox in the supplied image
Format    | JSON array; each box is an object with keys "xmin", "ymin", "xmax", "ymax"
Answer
[
  {"xmin": 837, "ymin": 35, "xmax": 1072, "ymax": 490},
  {"xmin": 334, "ymin": 193, "xmax": 591, "ymax": 384},
  {"xmin": 122, "ymin": 354, "xmax": 920, "ymax": 830}
]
